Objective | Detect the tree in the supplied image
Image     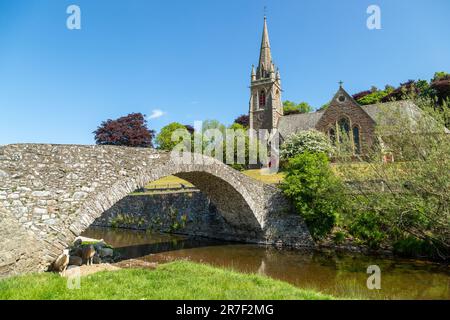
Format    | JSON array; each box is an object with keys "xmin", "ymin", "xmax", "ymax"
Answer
[
  {"xmin": 336, "ymin": 96, "xmax": 450, "ymax": 258},
  {"xmin": 280, "ymin": 130, "xmax": 332, "ymax": 161},
  {"xmin": 430, "ymin": 72, "xmax": 450, "ymax": 103},
  {"xmin": 156, "ymin": 122, "xmax": 191, "ymax": 151},
  {"xmin": 93, "ymin": 113, "xmax": 155, "ymax": 147},
  {"xmin": 283, "ymin": 101, "xmax": 313, "ymax": 115},
  {"xmin": 234, "ymin": 114, "xmax": 249, "ymax": 128},
  {"xmin": 281, "ymin": 152, "xmax": 345, "ymax": 240}
]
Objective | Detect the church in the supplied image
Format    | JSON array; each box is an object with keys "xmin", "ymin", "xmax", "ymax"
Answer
[{"xmin": 248, "ymin": 17, "xmax": 425, "ymax": 155}]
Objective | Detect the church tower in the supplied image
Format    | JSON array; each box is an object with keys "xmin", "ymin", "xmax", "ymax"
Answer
[{"xmin": 249, "ymin": 16, "xmax": 283, "ymax": 132}]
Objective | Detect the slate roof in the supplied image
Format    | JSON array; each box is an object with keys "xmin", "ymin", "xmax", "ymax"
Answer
[
  {"xmin": 277, "ymin": 100, "xmax": 449, "ymax": 139},
  {"xmin": 361, "ymin": 100, "xmax": 421, "ymax": 123},
  {"xmin": 278, "ymin": 111, "xmax": 324, "ymax": 139},
  {"xmin": 364, "ymin": 100, "xmax": 450, "ymax": 133}
]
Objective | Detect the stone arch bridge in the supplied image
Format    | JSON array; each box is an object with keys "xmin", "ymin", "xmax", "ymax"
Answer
[{"xmin": 0, "ymin": 144, "xmax": 313, "ymax": 277}]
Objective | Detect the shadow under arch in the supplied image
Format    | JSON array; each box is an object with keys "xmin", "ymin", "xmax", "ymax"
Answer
[{"xmin": 68, "ymin": 155, "xmax": 264, "ymax": 249}]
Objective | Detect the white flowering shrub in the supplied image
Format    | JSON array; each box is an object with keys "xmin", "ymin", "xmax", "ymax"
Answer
[{"xmin": 280, "ymin": 130, "xmax": 333, "ymax": 160}]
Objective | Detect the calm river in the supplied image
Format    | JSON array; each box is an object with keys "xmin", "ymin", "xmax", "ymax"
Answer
[{"xmin": 82, "ymin": 226, "xmax": 449, "ymax": 300}]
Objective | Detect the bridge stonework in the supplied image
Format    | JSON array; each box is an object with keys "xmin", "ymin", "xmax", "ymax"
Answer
[{"xmin": 0, "ymin": 144, "xmax": 314, "ymax": 277}]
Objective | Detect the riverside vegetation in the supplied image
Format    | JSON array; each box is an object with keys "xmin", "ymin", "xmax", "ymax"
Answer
[{"xmin": 279, "ymin": 96, "xmax": 450, "ymax": 261}]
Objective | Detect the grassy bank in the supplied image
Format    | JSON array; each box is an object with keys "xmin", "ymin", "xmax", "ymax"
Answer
[{"xmin": 0, "ymin": 261, "xmax": 332, "ymax": 300}]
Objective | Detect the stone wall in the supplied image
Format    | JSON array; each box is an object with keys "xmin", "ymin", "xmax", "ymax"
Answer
[
  {"xmin": 315, "ymin": 88, "xmax": 376, "ymax": 153},
  {"xmin": 91, "ymin": 191, "xmax": 248, "ymax": 241}
]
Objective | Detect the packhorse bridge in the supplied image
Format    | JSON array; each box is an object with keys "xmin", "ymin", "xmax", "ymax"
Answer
[{"xmin": 0, "ymin": 144, "xmax": 313, "ymax": 277}]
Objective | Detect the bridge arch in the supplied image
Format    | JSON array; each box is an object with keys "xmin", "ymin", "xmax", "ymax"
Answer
[{"xmin": 0, "ymin": 144, "xmax": 313, "ymax": 277}]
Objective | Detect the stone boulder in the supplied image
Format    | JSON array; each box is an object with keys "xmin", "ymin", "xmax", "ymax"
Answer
[{"xmin": 99, "ymin": 248, "xmax": 113, "ymax": 258}]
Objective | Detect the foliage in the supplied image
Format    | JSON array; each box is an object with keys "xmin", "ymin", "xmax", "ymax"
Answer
[
  {"xmin": 357, "ymin": 90, "xmax": 389, "ymax": 105},
  {"xmin": 93, "ymin": 113, "xmax": 155, "ymax": 147},
  {"xmin": 110, "ymin": 214, "xmax": 146, "ymax": 229},
  {"xmin": 283, "ymin": 101, "xmax": 313, "ymax": 115},
  {"xmin": 156, "ymin": 122, "xmax": 191, "ymax": 151},
  {"xmin": 280, "ymin": 130, "xmax": 333, "ymax": 161},
  {"xmin": 0, "ymin": 261, "xmax": 332, "ymax": 300},
  {"xmin": 392, "ymin": 237, "xmax": 441, "ymax": 259},
  {"xmin": 432, "ymin": 71, "xmax": 450, "ymax": 82},
  {"xmin": 352, "ymin": 90, "xmax": 372, "ymax": 101},
  {"xmin": 233, "ymin": 114, "xmax": 249, "ymax": 128},
  {"xmin": 348, "ymin": 211, "xmax": 386, "ymax": 249},
  {"xmin": 335, "ymin": 97, "xmax": 450, "ymax": 259},
  {"xmin": 281, "ymin": 152, "xmax": 345, "ymax": 240}
]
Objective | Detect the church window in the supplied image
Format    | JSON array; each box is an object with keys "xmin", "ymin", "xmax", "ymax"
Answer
[
  {"xmin": 353, "ymin": 126, "xmax": 361, "ymax": 154},
  {"xmin": 259, "ymin": 90, "xmax": 266, "ymax": 108},
  {"xmin": 338, "ymin": 118, "xmax": 350, "ymax": 135},
  {"xmin": 328, "ymin": 128, "xmax": 336, "ymax": 144}
]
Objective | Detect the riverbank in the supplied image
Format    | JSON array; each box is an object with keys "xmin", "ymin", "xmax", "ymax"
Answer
[{"xmin": 0, "ymin": 261, "xmax": 332, "ymax": 300}]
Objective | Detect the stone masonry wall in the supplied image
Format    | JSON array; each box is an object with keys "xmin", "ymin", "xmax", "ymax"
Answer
[{"xmin": 91, "ymin": 191, "xmax": 247, "ymax": 241}]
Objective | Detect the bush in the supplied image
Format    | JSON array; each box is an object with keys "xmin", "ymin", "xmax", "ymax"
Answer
[
  {"xmin": 392, "ymin": 237, "xmax": 438, "ymax": 258},
  {"xmin": 333, "ymin": 231, "xmax": 346, "ymax": 244},
  {"xmin": 348, "ymin": 211, "xmax": 386, "ymax": 249},
  {"xmin": 280, "ymin": 130, "xmax": 332, "ymax": 161},
  {"xmin": 281, "ymin": 152, "xmax": 344, "ymax": 240}
]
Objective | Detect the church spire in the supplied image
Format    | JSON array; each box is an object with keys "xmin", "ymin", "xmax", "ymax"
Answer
[{"xmin": 257, "ymin": 16, "xmax": 272, "ymax": 79}]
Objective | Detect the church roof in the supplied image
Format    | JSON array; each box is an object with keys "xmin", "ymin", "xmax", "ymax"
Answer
[
  {"xmin": 277, "ymin": 99, "xmax": 448, "ymax": 140},
  {"xmin": 278, "ymin": 111, "xmax": 324, "ymax": 139},
  {"xmin": 362, "ymin": 100, "xmax": 450, "ymax": 133},
  {"xmin": 361, "ymin": 100, "xmax": 420, "ymax": 123}
]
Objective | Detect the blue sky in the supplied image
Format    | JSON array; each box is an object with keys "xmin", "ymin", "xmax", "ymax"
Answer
[{"xmin": 0, "ymin": 0, "xmax": 449, "ymax": 145}]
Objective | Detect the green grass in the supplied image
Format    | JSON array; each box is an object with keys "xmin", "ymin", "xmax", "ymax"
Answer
[
  {"xmin": 141, "ymin": 163, "xmax": 397, "ymax": 191},
  {"xmin": 146, "ymin": 175, "xmax": 194, "ymax": 188},
  {"xmin": 242, "ymin": 169, "xmax": 285, "ymax": 184},
  {"xmin": 0, "ymin": 261, "xmax": 332, "ymax": 300}
]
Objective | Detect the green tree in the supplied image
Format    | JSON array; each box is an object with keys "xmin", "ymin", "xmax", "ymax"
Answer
[
  {"xmin": 156, "ymin": 122, "xmax": 190, "ymax": 151},
  {"xmin": 283, "ymin": 101, "xmax": 313, "ymax": 115},
  {"xmin": 281, "ymin": 152, "xmax": 345, "ymax": 240}
]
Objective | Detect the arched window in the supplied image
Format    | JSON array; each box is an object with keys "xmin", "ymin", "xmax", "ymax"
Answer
[
  {"xmin": 338, "ymin": 118, "xmax": 350, "ymax": 135},
  {"xmin": 353, "ymin": 126, "xmax": 361, "ymax": 154},
  {"xmin": 259, "ymin": 90, "xmax": 266, "ymax": 108},
  {"xmin": 328, "ymin": 128, "xmax": 336, "ymax": 144}
]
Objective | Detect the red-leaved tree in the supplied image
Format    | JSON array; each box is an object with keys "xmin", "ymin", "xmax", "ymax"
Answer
[
  {"xmin": 93, "ymin": 113, "xmax": 155, "ymax": 147},
  {"xmin": 234, "ymin": 114, "xmax": 249, "ymax": 128}
]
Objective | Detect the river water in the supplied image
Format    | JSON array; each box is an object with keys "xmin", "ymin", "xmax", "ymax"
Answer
[{"xmin": 82, "ymin": 226, "xmax": 450, "ymax": 300}]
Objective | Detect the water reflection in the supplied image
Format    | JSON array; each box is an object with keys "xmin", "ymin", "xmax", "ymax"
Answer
[{"xmin": 82, "ymin": 227, "xmax": 450, "ymax": 300}]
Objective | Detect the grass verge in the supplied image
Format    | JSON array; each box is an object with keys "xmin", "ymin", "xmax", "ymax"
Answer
[{"xmin": 0, "ymin": 261, "xmax": 332, "ymax": 300}]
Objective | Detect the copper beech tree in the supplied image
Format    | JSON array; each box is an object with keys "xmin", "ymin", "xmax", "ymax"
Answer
[{"xmin": 93, "ymin": 113, "xmax": 155, "ymax": 148}]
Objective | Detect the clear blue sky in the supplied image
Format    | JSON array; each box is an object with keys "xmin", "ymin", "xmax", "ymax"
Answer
[{"xmin": 0, "ymin": 0, "xmax": 449, "ymax": 145}]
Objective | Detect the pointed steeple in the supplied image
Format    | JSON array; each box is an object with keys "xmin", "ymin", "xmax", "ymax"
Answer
[{"xmin": 257, "ymin": 16, "xmax": 273, "ymax": 79}]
